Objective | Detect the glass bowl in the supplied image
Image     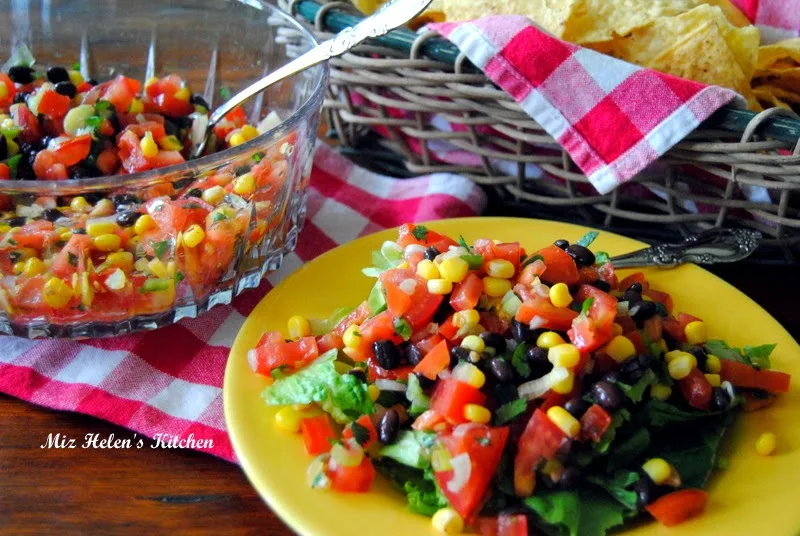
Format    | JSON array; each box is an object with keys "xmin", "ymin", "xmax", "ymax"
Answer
[{"xmin": 0, "ymin": 0, "xmax": 326, "ymax": 338}]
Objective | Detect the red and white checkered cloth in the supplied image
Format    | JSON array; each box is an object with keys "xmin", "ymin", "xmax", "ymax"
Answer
[
  {"xmin": 0, "ymin": 144, "xmax": 486, "ymax": 462},
  {"xmin": 430, "ymin": 17, "xmax": 745, "ymax": 195},
  {"xmin": 732, "ymin": 0, "xmax": 800, "ymax": 42}
]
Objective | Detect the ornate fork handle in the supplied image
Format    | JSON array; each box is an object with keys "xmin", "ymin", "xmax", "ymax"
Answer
[{"xmin": 609, "ymin": 229, "xmax": 761, "ymax": 269}]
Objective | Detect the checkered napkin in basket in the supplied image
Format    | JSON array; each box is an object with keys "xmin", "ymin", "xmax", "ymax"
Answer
[
  {"xmin": 429, "ymin": 17, "xmax": 744, "ymax": 195},
  {"xmin": 732, "ymin": 0, "xmax": 800, "ymax": 42},
  {"xmin": 0, "ymin": 144, "xmax": 487, "ymax": 462}
]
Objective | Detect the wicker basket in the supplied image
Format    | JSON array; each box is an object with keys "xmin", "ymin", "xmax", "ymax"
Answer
[{"xmin": 281, "ymin": 0, "xmax": 800, "ymax": 263}]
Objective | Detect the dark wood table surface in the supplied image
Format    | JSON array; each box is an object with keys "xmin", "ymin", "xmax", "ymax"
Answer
[{"xmin": 1, "ymin": 261, "xmax": 796, "ymax": 535}]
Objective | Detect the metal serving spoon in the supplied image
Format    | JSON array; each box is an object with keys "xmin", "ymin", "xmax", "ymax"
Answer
[
  {"xmin": 609, "ymin": 228, "xmax": 761, "ymax": 268},
  {"xmin": 192, "ymin": 0, "xmax": 434, "ymax": 157}
]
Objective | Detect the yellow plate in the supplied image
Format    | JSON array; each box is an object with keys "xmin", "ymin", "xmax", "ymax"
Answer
[{"xmin": 224, "ymin": 217, "xmax": 800, "ymax": 536}]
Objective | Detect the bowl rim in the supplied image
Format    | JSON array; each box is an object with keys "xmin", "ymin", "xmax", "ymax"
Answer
[{"xmin": 1, "ymin": 0, "xmax": 327, "ymax": 194}]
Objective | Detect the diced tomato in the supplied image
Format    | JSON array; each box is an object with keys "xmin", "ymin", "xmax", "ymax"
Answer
[
  {"xmin": 679, "ymin": 368, "xmax": 712, "ymax": 410},
  {"xmin": 122, "ymin": 121, "xmax": 167, "ymax": 140},
  {"xmin": 51, "ymin": 234, "xmax": 93, "ymax": 277},
  {"xmin": 154, "ymin": 92, "xmax": 194, "ymax": 117},
  {"xmin": 568, "ymin": 285, "xmax": 618, "ymax": 352},
  {"xmin": 413, "ymin": 339, "xmax": 450, "ymax": 380},
  {"xmin": 540, "ymin": 392, "xmax": 568, "ymax": 412},
  {"xmin": 514, "ymin": 409, "xmax": 567, "ymax": 496},
  {"xmin": 518, "ymin": 259, "xmax": 546, "ymax": 286},
  {"xmin": 396, "ymin": 223, "xmax": 458, "ymax": 252},
  {"xmin": 37, "ymin": 90, "xmax": 71, "ymax": 117},
  {"xmin": 366, "ymin": 356, "xmax": 413, "ymax": 382},
  {"xmin": 332, "ymin": 301, "xmax": 371, "ymax": 336},
  {"xmin": 597, "ymin": 262, "xmax": 618, "ymax": 289},
  {"xmin": 626, "ymin": 330, "xmax": 647, "ymax": 354},
  {"xmin": 316, "ymin": 332, "xmax": 344, "ymax": 353},
  {"xmin": 0, "ymin": 74, "xmax": 16, "ymax": 107},
  {"xmin": 329, "ymin": 454, "xmax": 376, "ymax": 493},
  {"xmin": 96, "ymin": 148, "xmax": 120, "ymax": 175},
  {"xmin": 249, "ymin": 336, "xmax": 319, "ymax": 375},
  {"xmin": 341, "ymin": 415, "xmax": 378, "ymax": 449},
  {"xmin": 516, "ymin": 296, "xmax": 578, "ymax": 331},
  {"xmin": 357, "ymin": 310, "xmax": 399, "ymax": 351},
  {"xmin": 644, "ymin": 288, "xmax": 673, "ymax": 314},
  {"xmin": 102, "ymin": 75, "xmax": 138, "ymax": 113},
  {"xmin": 384, "ymin": 279, "xmax": 412, "ymax": 317},
  {"xmin": 646, "ymin": 489, "xmax": 708, "ymax": 527},
  {"xmin": 580, "ymin": 404, "xmax": 612, "ymax": 442},
  {"xmin": 616, "ymin": 314, "xmax": 636, "ymax": 334},
  {"xmin": 719, "ymin": 359, "xmax": 791, "ymax": 393},
  {"xmin": 438, "ymin": 315, "xmax": 459, "ymax": 340},
  {"xmin": 11, "ymin": 220, "xmax": 54, "ymax": 250},
  {"xmin": 380, "ymin": 268, "xmax": 442, "ymax": 330},
  {"xmin": 535, "ymin": 245, "xmax": 579, "ymax": 285},
  {"xmin": 494, "ymin": 242, "xmax": 522, "ymax": 271},
  {"xmin": 256, "ymin": 330, "xmax": 283, "ymax": 348},
  {"xmin": 431, "ymin": 379, "xmax": 487, "ymax": 424},
  {"xmin": 11, "ymin": 104, "xmax": 42, "ymax": 144},
  {"xmin": 146, "ymin": 197, "xmax": 211, "ymax": 232},
  {"xmin": 480, "ymin": 311, "xmax": 509, "ymax": 335},
  {"xmin": 299, "ymin": 415, "xmax": 336, "ymax": 456},
  {"xmin": 117, "ymin": 129, "xmax": 151, "ymax": 173},
  {"xmin": 577, "ymin": 266, "xmax": 600, "ymax": 284},
  {"xmin": 0, "ymin": 163, "xmax": 9, "ymax": 179},
  {"xmin": 150, "ymin": 150, "xmax": 185, "ymax": 169},
  {"xmin": 477, "ymin": 514, "xmax": 529, "ymax": 536},
  {"xmin": 450, "ymin": 273, "xmax": 483, "ymax": 311},
  {"xmin": 618, "ymin": 272, "xmax": 649, "ymax": 292},
  {"xmin": 415, "ymin": 334, "xmax": 443, "ymax": 354},
  {"xmin": 435, "ymin": 425, "xmax": 509, "ymax": 521},
  {"xmin": 118, "ymin": 113, "xmax": 166, "ymax": 127},
  {"xmin": 678, "ymin": 312, "xmax": 702, "ymax": 331},
  {"xmin": 411, "ymin": 409, "xmax": 448, "ymax": 431},
  {"xmin": 643, "ymin": 316, "xmax": 663, "ymax": 342},
  {"xmin": 662, "ymin": 315, "xmax": 685, "ymax": 343},
  {"xmin": 50, "ymin": 135, "xmax": 93, "ymax": 167}
]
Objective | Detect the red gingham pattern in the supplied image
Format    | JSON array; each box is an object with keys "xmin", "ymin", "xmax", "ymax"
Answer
[
  {"xmin": 431, "ymin": 17, "xmax": 744, "ymax": 195},
  {"xmin": 0, "ymin": 144, "xmax": 487, "ymax": 462},
  {"xmin": 732, "ymin": 0, "xmax": 800, "ymax": 42}
]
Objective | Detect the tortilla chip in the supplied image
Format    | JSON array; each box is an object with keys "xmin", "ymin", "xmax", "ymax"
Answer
[
  {"xmin": 756, "ymin": 38, "xmax": 800, "ymax": 70},
  {"xmin": 700, "ymin": 0, "xmax": 751, "ymax": 27},
  {"xmin": 442, "ymin": 0, "xmax": 578, "ymax": 33},
  {"xmin": 753, "ymin": 84, "xmax": 800, "ymax": 103},
  {"xmin": 754, "ymin": 87, "xmax": 794, "ymax": 110}
]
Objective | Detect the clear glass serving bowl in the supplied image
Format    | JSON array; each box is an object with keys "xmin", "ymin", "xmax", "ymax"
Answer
[{"xmin": 0, "ymin": 0, "xmax": 326, "ymax": 338}]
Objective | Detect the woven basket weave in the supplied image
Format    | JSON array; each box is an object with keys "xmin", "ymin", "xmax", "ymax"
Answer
[{"xmin": 281, "ymin": 0, "xmax": 800, "ymax": 262}]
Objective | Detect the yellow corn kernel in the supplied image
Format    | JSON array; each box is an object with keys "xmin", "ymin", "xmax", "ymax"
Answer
[
  {"xmin": 202, "ymin": 185, "xmax": 226, "ymax": 205},
  {"xmin": 642, "ymin": 458, "xmax": 672, "ymax": 485},
  {"xmin": 552, "ymin": 372, "xmax": 575, "ymax": 394},
  {"xmin": 651, "ymin": 384, "xmax": 672, "ymax": 401},
  {"xmin": 13, "ymin": 261, "xmax": 25, "ymax": 274},
  {"xmin": 128, "ymin": 98, "xmax": 144, "ymax": 113},
  {"xmin": 453, "ymin": 362, "xmax": 486, "ymax": 389},
  {"xmin": 706, "ymin": 354, "xmax": 722, "ymax": 374},
  {"xmin": 416, "ymin": 259, "xmax": 440, "ymax": 280},
  {"xmin": 148, "ymin": 258, "xmax": 168, "ymax": 279},
  {"xmin": 288, "ymin": 315, "xmax": 311, "ymax": 339},
  {"xmin": 664, "ymin": 350, "xmax": 688, "ymax": 363},
  {"xmin": 228, "ymin": 132, "xmax": 246, "ymax": 147},
  {"xmin": 70, "ymin": 196, "xmax": 90, "ymax": 213},
  {"xmin": 89, "ymin": 198, "xmax": 115, "ymax": 218},
  {"xmin": 140, "ymin": 131, "xmax": 159, "ymax": 158},
  {"xmin": 68, "ymin": 70, "xmax": 84, "ymax": 86},
  {"xmin": 6, "ymin": 138, "xmax": 19, "ymax": 156},
  {"xmin": 0, "ymin": 224, "xmax": 10, "ymax": 233},
  {"xmin": 463, "ymin": 404, "xmax": 491, "ymax": 424},
  {"xmin": 233, "ymin": 172, "xmax": 256, "ymax": 196},
  {"xmin": 453, "ymin": 309, "xmax": 480, "ymax": 328},
  {"xmin": 86, "ymin": 221, "xmax": 117, "ymax": 237},
  {"xmin": 549, "ymin": 282, "xmax": 573, "ymax": 308},
  {"xmin": 43, "ymin": 277, "xmax": 72, "ymax": 308},
  {"xmin": 182, "ymin": 224, "xmax": 205, "ymax": 248},
  {"xmin": 547, "ymin": 406, "xmax": 581, "ymax": 438},
  {"xmin": 157, "ymin": 134, "xmax": 183, "ymax": 151},
  {"xmin": 397, "ymin": 262, "xmax": 409, "ymax": 270},
  {"xmin": 22, "ymin": 257, "xmax": 46, "ymax": 277},
  {"xmin": 605, "ymin": 335, "xmax": 636, "ymax": 363},
  {"xmin": 431, "ymin": 507, "xmax": 464, "ymax": 534},
  {"xmin": 756, "ymin": 432, "xmax": 777, "ymax": 456},
  {"xmin": 427, "ymin": 278, "xmax": 453, "ymax": 295},
  {"xmin": 134, "ymin": 257, "xmax": 149, "ymax": 273},
  {"xmin": 93, "ymin": 234, "xmax": 121, "ymax": 252},
  {"xmin": 343, "ymin": 324, "xmax": 362, "ymax": 349},
  {"xmin": 482, "ymin": 276, "xmax": 512, "ymax": 298},
  {"xmin": 611, "ymin": 323, "xmax": 623, "ymax": 337},
  {"xmin": 145, "ymin": 76, "xmax": 159, "ymax": 88},
  {"xmin": 439, "ymin": 257, "xmax": 469, "ymax": 284},
  {"xmin": 17, "ymin": 248, "xmax": 37, "ymax": 261},
  {"xmin": 486, "ymin": 259, "xmax": 515, "ymax": 279},
  {"xmin": 367, "ymin": 384, "xmax": 380, "ymax": 402},
  {"xmin": 461, "ymin": 335, "xmax": 485, "ymax": 353},
  {"xmin": 537, "ymin": 331, "xmax": 565, "ymax": 350},
  {"xmin": 705, "ymin": 373, "xmax": 721, "ymax": 387},
  {"xmin": 134, "ymin": 214, "xmax": 156, "ymax": 235},
  {"xmin": 174, "ymin": 86, "xmax": 191, "ymax": 101},
  {"xmin": 274, "ymin": 406, "xmax": 302, "ymax": 433},
  {"xmin": 107, "ymin": 251, "xmax": 134, "ymax": 271},
  {"xmin": 80, "ymin": 272, "xmax": 93, "ymax": 307},
  {"xmin": 684, "ymin": 321, "xmax": 708, "ymax": 346},
  {"xmin": 548, "ymin": 343, "xmax": 581, "ymax": 368},
  {"xmin": 0, "ymin": 84, "xmax": 6, "ymax": 100},
  {"xmin": 241, "ymin": 124, "xmax": 260, "ymax": 141},
  {"xmin": 668, "ymin": 354, "xmax": 697, "ymax": 380}
]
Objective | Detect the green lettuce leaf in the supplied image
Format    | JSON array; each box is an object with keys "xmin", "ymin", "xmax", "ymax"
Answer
[
  {"xmin": 309, "ymin": 306, "xmax": 354, "ymax": 336},
  {"xmin": 375, "ymin": 459, "xmax": 446, "ymax": 516},
  {"xmin": 525, "ymin": 488, "xmax": 626, "ymax": 536},
  {"xmin": 705, "ymin": 340, "xmax": 776, "ymax": 369},
  {"xmin": 617, "ymin": 369, "xmax": 657, "ymax": 403}
]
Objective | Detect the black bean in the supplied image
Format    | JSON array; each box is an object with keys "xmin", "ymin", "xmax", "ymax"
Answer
[
  {"xmin": 528, "ymin": 358, "xmax": 553, "ymax": 380},
  {"xmin": 13, "ymin": 92, "xmax": 29, "ymax": 104},
  {"xmin": 629, "ymin": 301, "xmax": 657, "ymax": 323},
  {"xmin": 8, "ymin": 66, "xmax": 35, "ymax": 84},
  {"xmin": 432, "ymin": 300, "xmax": 454, "ymax": 324},
  {"xmin": 112, "ymin": 193, "xmax": 140, "ymax": 208},
  {"xmin": 554, "ymin": 239, "xmax": 569, "ymax": 250},
  {"xmin": 83, "ymin": 192, "xmax": 104, "ymax": 204},
  {"xmin": 46, "ymin": 66, "xmax": 70, "ymax": 83},
  {"xmin": 190, "ymin": 94, "xmax": 209, "ymax": 109},
  {"xmin": 480, "ymin": 331, "xmax": 507, "ymax": 354},
  {"xmin": 87, "ymin": 78, "xmax": 98, "ymax": 86},
  {"xmin": 450, "ymin": 346, "xmax": 471, "ymax": 366},
  {"xmin": 634, "ymin": 477, "xmax": 656, "ymax": 508},
  {"xmin": 414, "ymin": 371, "xmax": 436, "ymax": 390},
  {"xmin": 378, "ymin": 409, "xmax": 400, "ymax": 445},
  {"xmin": 70, "ymin": 165, "xmax": 100, "ymax": 180},
  {"xmin": 602, "ymin": 370, "xmax": 622, "ymax": 384},
  {"xmin": 41, "ymin": 208, "xmax": 64, "ymax": 222},
  {"xmin": 186, "ymin": 188, "xmax": 203, "ymax": 198},
  {"xmin": 511, "ymin": 319, "xmax": 532, "ymax": 343},
  {"xmin": 687, "ymin": 346, "xmax": 708, "ymax": 370},
  {"xmin": 346, "ymin": 368, "xmax": 367, "ymax": 383},
  {"xmin": 590, "ymin": 279, "xmax": 611, "ymax": 292},
  {"xmin": 622, "ymin": 290, "xmax": 642, "ymax": 304},
  {"xmin": 627, "ymin": 282, "xmax": 643, "ymax": 293},
  {"xmin": 526, "ymin": 346, "xmax": 548, "ymax": 364},
  {"xmin": 5, "ymin": 216, "xmax": 26, "ymax": 227},
  {"xmin": 566, "ymin": 244, "xmax": 595, "ymax": 267},
  {"xmin": 487, "ymin": 357, "xmax": 514, "ymax": 384},
  {"xmin": 116, "ymin": 210, "xmax": 141, "ymax": 228},
  {"xmin": 710, "ymin": 387, "xmax": 732, "ymax": 412},
  {"xmin": 373, "ymin": 340, "xmax": 402, "ymax": 370},
  {"xmin": 592, "ymin": 380, "xmax": 624, "ymax": 411},
  {"xmin": 0, "ymin": 135, "xmax": 6, "ymax": 161},
  {"xmin": 620, "ymin": 354, "xmax": 651, "ymax": 384},
  {"xmin": 564, "ymin": 397, "xmax": 589, "ymax": 418},
  {"xmin": 559, "ymin": 467, "xmax": 581, "ymax": 489},
  {"xmin": 423, "ymin": 246, "xmax": 440, "ymax": 261},
  {"xmin": 54, "ymin": 81, "xmax": 77, "ymax": 98},
  {"xmin": 404, "ymin": 343, "xmax": 424, "ymax": 366}
]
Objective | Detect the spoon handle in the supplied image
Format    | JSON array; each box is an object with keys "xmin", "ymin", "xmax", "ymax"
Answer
[{"xmin": 609, "ymin": 228, "xmax": 761, "ymax": 269}]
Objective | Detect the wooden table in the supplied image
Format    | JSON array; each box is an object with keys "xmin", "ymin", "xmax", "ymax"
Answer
[{"xmin": 1, "ymin": 263, "xmax": 796, "ymax": 535}]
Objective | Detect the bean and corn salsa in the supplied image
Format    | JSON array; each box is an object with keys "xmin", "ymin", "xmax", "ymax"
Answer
[
  {"xmin": 250, "ymin": 224, "xmax": 791, "ymax": 536},
  {"xmin": 0, "ymin": 60, "xmax": 292, "ymax": 324}
]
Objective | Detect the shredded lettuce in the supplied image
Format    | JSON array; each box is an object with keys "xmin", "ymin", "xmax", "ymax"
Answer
[
  {"xmin": 362, "ymin": 247, "xmax": 404, "ymax": 278},
  {"xmin": 367, "ymin": 280, "xmax": 387, "ymax": 316},
  {"xmin": 309, "ymin": 306, "xmax": 354, "ymax": 336}
]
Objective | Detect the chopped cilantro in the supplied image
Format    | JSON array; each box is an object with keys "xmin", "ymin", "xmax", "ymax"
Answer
[
  {"xmin": 411, "ymin": 225, "xmax": 428, "ymax": 241},
  {"xmin": 67, "ymin": 252, "xmax": 78, "ymax": 267},
  {"xmin": 394, "ymin": 318, "xmax": 412, "ymax": 341},
  {"xmin": 510, "ymin": 342, "xmax": 531, "ymax": 379},
  {"xmin": 595, "ymin": 251, "xmax": 611, "ymax": 265},
  {"xmin": 71, "ymin": 61, "xmax": 81, "ymax": 70},
  {"xmin": 150, "ymin": 240, "xmax": 170, "ymax": 260},
  {"xmin": 84, "ymin": 116, "xmax": 104, "ymax": 129},
  {"xmin": 6, "ymin": 154, "xmax": 22, "ymax": 178},
  {"xmin": 458, "ymin": 234, "xmax": 471, "ymax": 250},
  {"xmin": 175, "ymin": 271, "xmax": 185, "ymax": 283},
  {"xmin": 476, "ymin": 437, "xmax": 491, "ymax": 446},
  {"xmin": 581, "ymin": 297, "xmax": 594, "ymax": 316},
  {"xmin": 494, "ymin": 398, "xmax": 528, "ymax": 425},
  {"xmin": 219, "ymin": 87, "xmax": 231, "ymax": 100},
  {"xmin": 576, "ymin": 231, "xmax": 599, "ymax": 248},
  {"xmin": 253, "ymin": 152, "xmax": 264, "ymax": 163},
  {"xmin": 212, "ymin": 212, "xmax": 228, "ymax": 222},
  {"xmin": 461, "ymin": 254, "xmax": 484, "ymax": 270},
  {"xmin": 521, "ymin": 254, "xmax": 544, "ymax": 269}
]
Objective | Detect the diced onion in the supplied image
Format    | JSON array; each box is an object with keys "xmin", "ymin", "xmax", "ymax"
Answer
[
  {"xmin": 530, "ymin": 259, "xmax": 546, "ymax": 276},
  {"xmin": 16, "ymin": 204, "xmax": 44, "ymax": 218},
  {"xmin": 500, "ymin": 290, "xmax": 523, "ymax": 317},
  {"xmin": 721, "ymin": 380, "xmax": 736, "ymax": 400},
  {"xmin": 375, "ymin": 379, "xmax": 407, "ymax": 392},
  {"xmin": 517, "ymin": 367, "xmax": 570, "ymax": 400},
  {"xmin": 404, "ymin": 244, "xmax": 426, "ymax": 258},
  {"xmin": 434, "ymin": 246, "xmax": 468, "ymax": 265},
  {"xmin": 447, "ymin": 453, "xmax": 472, "ymax": 493},
  {"xmin": 617, "ymin": 301, "xmax": 629, "ymax": 315},
  {"xmin": 399, "ymin": 278, "xmax": 417, "ymax": 295},
  {"xmin": 452, "ymin": 422, "xmax": 482, "ymax": 439},
  {"xmin": 247, "ymin": 349, "xmax": 259, "ymax": 372},
  {"xmin": 257, "ymin": 110, "xmax": 282, "ymax": 134},
  {"xmin": 534, "ymin": 283, "xmax": 550, "ymax": 298},
  {"xmin": 104, "ymin": 268, "xmax": 126, "ymax": 291},
  {"xmin": 190, "ymin": 113, "xmax": 209, "ymax": 146},
  {"xmin": 529, "ymin": 315, "xmax": 548, "ymax": 330}
]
